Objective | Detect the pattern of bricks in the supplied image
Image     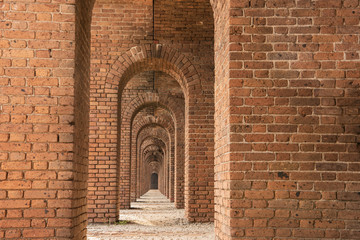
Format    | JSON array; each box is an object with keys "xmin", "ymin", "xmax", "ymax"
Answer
[
  {"xmin": 73, "ymin": 0, "xmax": 92, "ymax": 238},
  {"xmin": 213, "ymin": 0, "xmax": 360, "ymax": 239},
  {"xmin": 0, "ymin": 0, "xmax": 91, "ymax": 238},
  {"xmin": 89, "ymin": 0, "xmax": 215, "ymax": 223},
  {"xmin": 131, "ymin": 107, "xmax": 177, "ymax": 202},
  {"xmin": 138, "ymin": 125, "xmax": 169, "ymax": 197},
  {"xmin": 1, "ymin": 0, "xmax": 359, "ymax": 239}
]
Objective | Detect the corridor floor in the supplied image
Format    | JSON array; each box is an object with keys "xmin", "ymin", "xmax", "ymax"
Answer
[{"xmin": 87, "ymin": 190, "xmax": 215, "ymax": 239}]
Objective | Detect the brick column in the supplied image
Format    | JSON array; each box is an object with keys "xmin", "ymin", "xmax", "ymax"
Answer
[
  {"xmin": 214, "ymin": 0, "xmax": 360, "ymax": 239},
  {"xmin": 0, "ymin": 0, "xmax": 91, "ymax": 239}
]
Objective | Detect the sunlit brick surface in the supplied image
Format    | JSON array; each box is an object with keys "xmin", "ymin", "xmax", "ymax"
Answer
[{"xmin": 0, "ymin": 0, "xmax": 359, "ymax": 239}]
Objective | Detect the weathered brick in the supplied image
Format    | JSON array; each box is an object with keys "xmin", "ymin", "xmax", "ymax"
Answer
[
  {"xmin": 23, "ymin": 229, "xmax": 55, "ymax": 238},
  {"xmin": 0, "ymin": 220, "xmax": 30, "ymax": 228},
  {"xmin": 1, "ymin": 1, "xmax": 359, "ymax": 239},
  {"xmin": 0, "ymin": 200, "xmax": 30, "ymax": 208}
]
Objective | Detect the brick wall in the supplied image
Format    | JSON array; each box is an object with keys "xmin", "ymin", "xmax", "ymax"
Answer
[
  {"xmin": 212, "ymin": 0, "xmax": 231, "ymax": 238},
  {"xmin": 0, "ymin": 0, "xmax": 91, "ymax": 238},
  {"xmin": 89, "ymin": 0, "xmax": 215, "ymax": 223},
  {"xmin": 138, "ymin": 127, "xmax": 168, "ymax": 196},
  {"xmin": 131, "ymin": 106, "xmax": 176, "ymax": 201},
  {"xmin": 72, "ymin": 0, "xmax": 92, "ymax": 238},
  {"xmin": 2, "ymin": 0, "xmax": 358, "ymax": 239},
  {"xmin": 214, "ymin": 0, "xmax": 360, "ymax": 239}
]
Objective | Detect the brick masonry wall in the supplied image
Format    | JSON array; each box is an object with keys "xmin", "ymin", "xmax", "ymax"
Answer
[
  {"xmin": 88, "ymin": 0, "xmax": 153, "ymax": 223},
  {"xmin": 0, "ymin": 0, "xmax": 91, "ymax": 239},
  {"xmin": 212, "ymin": 0, "xmax": 231, "ymax": 239},
  {"xmin": 2, "ymin": 0, "xmax": 358, "ymax": 239},
  {"xmin": 138, "ymin": 130, "xmax": 168, "ymax": 196},
  {"xmin": 89, "ymin": 0, "xmax": 215, "ymax": 223},
  {"xmin": 131, "ymin": 107, "xmax": 176, "ymax": 202},
  {"xmin": 124, "ymin": 74, "xmax": 179, "ymax": 203},
  {"xmin": 154, "ymin": 0, "xmax": 215, "ymax": 222},
  {"xmin": 73, "ymin": 0, "xmax": 92, "ymax": 238},
  {"xmin": 214, "ymin": 0, "xmax": 360, "ymax": 239}
]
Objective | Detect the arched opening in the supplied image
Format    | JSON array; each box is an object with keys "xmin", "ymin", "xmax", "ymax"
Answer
[
  {"xmin": 87, "ymin": 0, "xmax": 214, "ymax": 238},
  {"xmin": 3, "ymin": 0, "xmax": 360, "ymax": 239},
  {"xmin": 150, "ymin": 173, "xmax": 159, "ymax": 189}
]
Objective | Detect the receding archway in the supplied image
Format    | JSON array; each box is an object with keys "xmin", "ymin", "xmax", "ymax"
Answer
[
  {"xmin": 88, "ymin": 0, "xmax": 214, "ymax": 227},
  {"xmin": 151, "ymin": 173, "xmax": 159, "ymax": 189}
]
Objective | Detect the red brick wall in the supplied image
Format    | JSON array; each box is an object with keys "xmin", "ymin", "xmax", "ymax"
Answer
[
  {"xmin": 88, "ymin": 1, "xmax": 153, "ymax": 223},
  {"xmin": 123, "ymin": 73, "xmax": 180, "ymax": 203},
  {"xmin": 0, "ymin": 0, "xmax": 91, "ymax": 238},
  {"xmin": 89, "ymin": 0, "xmax": 215, "ymax": 223},
  {"xmin": 2, "ymin": 0, "xmax": 358, "ymax": 239},
  {"xmin": 138, "ymin": 127, "xmax": 169, "ymax": 196},
  {"xmin": 212, "ymin": 0, "xmax": 231, "ymax": 238},
  {"xmin": 214, "ymin": 0, "xmax": 360, "ymax": 239},
  {"xmin": 73, "ymin": 0, "xmax": 92, "ymax": 238},
  {"xmin": 131, "ymin": 107, "xmax": 177, "ymax": 202}
]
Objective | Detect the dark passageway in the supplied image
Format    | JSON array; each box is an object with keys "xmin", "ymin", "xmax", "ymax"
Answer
[{"xmin": 150, "ymin": 173, "xmax": 159, "ymax": 189}]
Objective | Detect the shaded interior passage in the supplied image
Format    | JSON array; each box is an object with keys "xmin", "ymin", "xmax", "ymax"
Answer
[
  {"xmin": 151, "ymin": 173, "xmax": 159, "ymax": 189},
  {"xmin": 87, "ymin": 190, "xmax": 214, "ymax": 239},
  {"xmin": 88, "ymin": 0, "xmax": 215, "ymax": 223}
]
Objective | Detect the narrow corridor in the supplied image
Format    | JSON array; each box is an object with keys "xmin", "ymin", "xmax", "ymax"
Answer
[{"xmin": 87, "ymin": 190, "xmax": 214, "ymax": 239}]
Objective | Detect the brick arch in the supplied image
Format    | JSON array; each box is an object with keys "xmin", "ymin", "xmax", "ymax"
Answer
[
  {"xmin": 118, "ymin": 93, "xmax": 178, "ymax": 208},
  {"xmin": 134, "ymin": 118, "xmax": 176, "ymax": 201},
  {"xmin": 140, "ymin": 137, "xmax": 167, "ymax": 172},
  {"xmin": 122, "ymin": 91, "xmax": 184, "ymax": 126},
  {"xmin": 140, "ymin": 137, "xmax": 167, "ymax": 164},
  {"xmin": 145, "ymin": 154, "xmax": 161, "ymax": 164},
  {"xmin": 139, "ymin": 132, "xmax": 169, "ymax": 150},
  {"xmin": 90, "ymin": 29, "xmax": 213, "ymax": 224},
  {"xmin": 106, "ymin": 44, "xmax": 203, "ymax": 98},
  {"xmin": 143, "ymin": 144, "xmax": 164, "ymax": 164},
  {"xmin": 124, "ymin": 96, "xmax": 184, "ymax": 203},
  {"xmin": 144, "ymin": 153, "xmax": 163, "ymax": 166},
  {"xmin": 141, "ymin": 137, "xmax": 167, "ymax": 161},
  {"xmin": 143, "ymin": 142, "xmax": 165, "ymax": 153},
  {"xmin": 137, "ymin": 124, "xmax": 170, "ymax": 144},
  {"xmin": 120, "ymin": 91, "xmax": 182, "ymax": 201},
  {"xmin": 132, "ymin": 112, "xmax": 175, "ymax": 136},
  {"xmin": 90, "ymin": 0, "xmax": 214, "ymax": 15},
  {"xmin": 137, "ymin": 125, "xmax": 171, "ymax": 198}
]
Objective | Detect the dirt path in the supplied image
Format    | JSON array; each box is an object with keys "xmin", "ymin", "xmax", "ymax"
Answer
[{"xmin": 87, "ymin": 190, "xmax": 215, "ymax": 239}]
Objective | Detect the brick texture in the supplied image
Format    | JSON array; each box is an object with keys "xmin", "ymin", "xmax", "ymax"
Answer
[
  {"xmin": 131, "ymin": 103, "xmax": 178, "ymax": 203},
  {"xmin": 0, "ymin": 0, "xmax": 91, "ymax": 238},
  {"xmin": 214, "ymin": 0, "xmax": 360, "ymax": 239},
  {"xmin": 88, "ymin": 0, "xmax": 214, "ymax": 223},
  {"xmin": 1, "ymin": 0, "xmax": 359, "ymax": 239}
]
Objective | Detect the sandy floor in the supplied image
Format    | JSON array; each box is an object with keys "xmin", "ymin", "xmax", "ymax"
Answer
[{"xmin": 87, "ymin": 190, "xmax": 215, "ymax": 239}]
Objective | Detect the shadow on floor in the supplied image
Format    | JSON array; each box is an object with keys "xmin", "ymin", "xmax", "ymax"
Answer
[{"xmin": 87, "ymin": 190, "xmax": 215, "ymax": 239}]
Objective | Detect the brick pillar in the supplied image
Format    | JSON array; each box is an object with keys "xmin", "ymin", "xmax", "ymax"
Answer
[
  {"xmin": 214, "ymin": 0, "xmax": 360, "ymax": 239},
  {"xmin": 73, "ymin": 0, "xmax": 92, "ymax": 238},
  {"xmin": 118, "ymin": 121, "xmax": 131, "ymax": 210},
  {"xmin": 0, "ymin": 0, "xmax": 91, "ymax": 239},
  {"xmin": 175, "ymin": 124, "xmax": 185, "ymax": 208},
  {"xmin": 136, "ymin": 144, "xmax": 141, "ymax": 198},
  {"xmin": 213, "ymin": 0, "xmax": 231, "ymax": 238},
  {"xmin": 185, "ymin": 88, "xmax": 215, "ymax": 223},
  {"xmin": 169, "ymin": 140, "xmax": 175, "ymax": 202}
]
